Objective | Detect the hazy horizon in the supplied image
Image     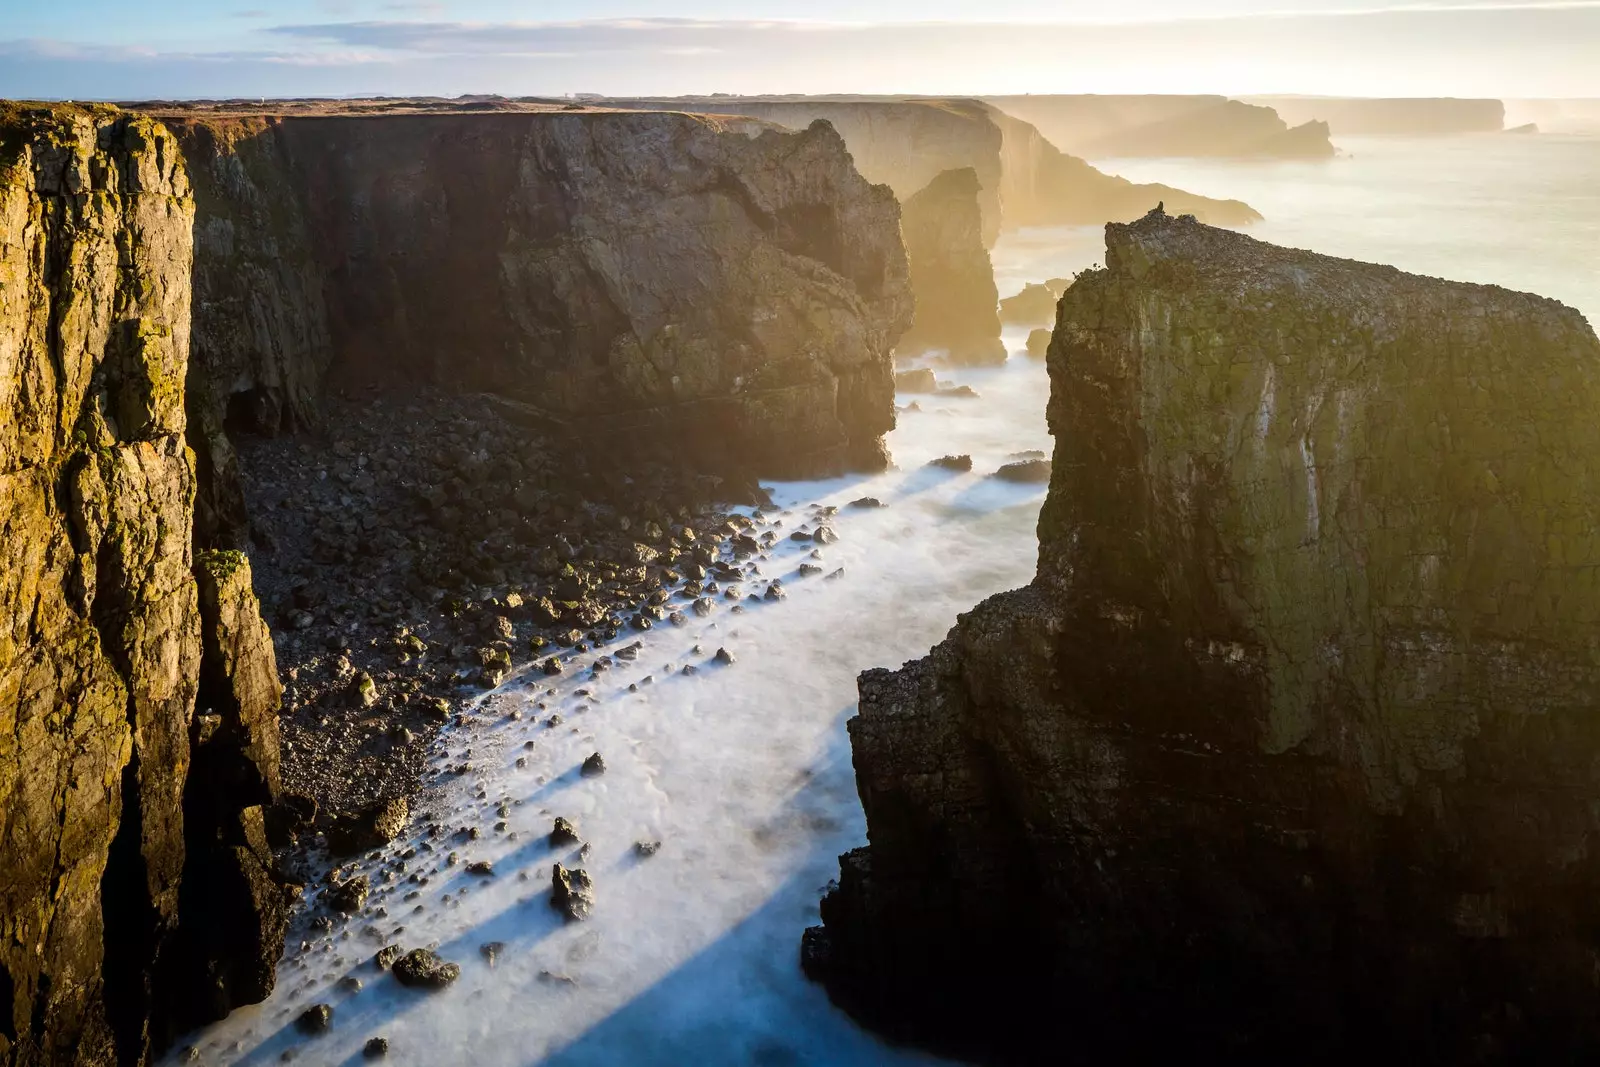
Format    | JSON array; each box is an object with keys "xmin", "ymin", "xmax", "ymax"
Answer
[{"xmin": 3, "ymin": 1, "xmax": 1598, "ymax": 101}]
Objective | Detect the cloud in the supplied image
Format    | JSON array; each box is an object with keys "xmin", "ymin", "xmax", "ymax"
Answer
[{"xmin": 3, "ymin": 4, "xmax": 1598, "ymax": 100}]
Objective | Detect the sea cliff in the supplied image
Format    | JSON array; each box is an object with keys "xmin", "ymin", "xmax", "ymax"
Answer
[
  {"xmin": 805, "ymin": 209, "xmax": 1600, "ymax": 1063},
  {"xmin": 0, "ymin": 105, "xmax": 285, "ymax": 1067}
]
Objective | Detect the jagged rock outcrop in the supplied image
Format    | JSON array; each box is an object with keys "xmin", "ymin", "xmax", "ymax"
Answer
[
  {"xmin": 159, "ymin": 107, "xmax": 912, "ymax": 484},
  {"xmin": 1245, "ymin": 96, "xmax": 1506, "ymax": 135},
  {"xmin": 986, "ymin": 94, "xmax": 1336, "ymax": 159},
  {"xmin": 805, "ymin": 210, "xmax": 1600, "ymax": 1062},
  {"xmin": 895, "ymin": 169, "xmax": 1004, "ymax": 365},
  {"xmin": 0, "ymin": 105, "xmax": 284, "ymax": 1067}
]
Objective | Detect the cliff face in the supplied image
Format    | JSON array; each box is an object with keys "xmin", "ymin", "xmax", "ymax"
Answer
[
  {"xmin": 986, "ymin": 94, "xmax": 1336, "ymax": 159},
  {"xmin": 613, "ymin": 98, "xmax": 1008, "ymax": 246},
  {"xmin": 806, "ymin": 210, "xmax": 1600, "ymax": 1062},
  {"xmin": 895, "ymin": 169, "xmax": 1004, "ymax": 365},
  {"xmin": 1245, "ymin": 96, "xmax": 1506, "ymax": 135},
  {"xmin": 615, "ymin": 97, "xmax": 1263, "ymax": 238},
  {"xmin": 165, "ymin": 109, "xmax": 912, "ymax": 484},
  {"xmin": 0, "ymin": 106, "xmax": 284, "ymax": 1067},
  {"xmin": 990, "ymin": 109, "xmax": 1263, "ymax": 228}
]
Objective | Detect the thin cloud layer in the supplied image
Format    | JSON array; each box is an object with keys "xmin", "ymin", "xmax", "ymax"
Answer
[{"xmin": 3, "ymin": 5, "xmax": 1597, "ymax": 99}]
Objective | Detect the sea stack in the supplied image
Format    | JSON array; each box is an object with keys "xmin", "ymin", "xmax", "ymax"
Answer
[
  {"xmin": 804, "ymin": 208, "xmax": 1600, "ymax": 1062},
  {"xmin": 896, "ymin": 168, "xmax": 1006, "ymax": 365}
]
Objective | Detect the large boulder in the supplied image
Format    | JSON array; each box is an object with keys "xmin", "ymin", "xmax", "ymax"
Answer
[{"xmin": 806, "ymin": 208, "xmax": 1600, "ymax": 1062}]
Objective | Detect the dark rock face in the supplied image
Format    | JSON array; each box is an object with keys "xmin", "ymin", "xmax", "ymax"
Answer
[
  {"xmin": 0, "ymin": 106, "xmax": 285, "ymax": 1067},
  {"xmin": 895, "ymin": 169, "xmax": 1005, "ymax": 366},
  {"xmin": 806, "ymin": 210, "xmax": 1600, "ymax": 1062},
  {"xmin": 165, "ymin": 108, "xmax": 913, "ymax": 486}
]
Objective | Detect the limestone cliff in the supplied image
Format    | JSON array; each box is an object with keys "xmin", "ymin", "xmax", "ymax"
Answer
[
  {"xmin": 895, "ymin": 169, "xmax": 1004, "ymax": 365},
  {"xmin": 805, "ymin": 210, "xmax": 1600, "ymax": 1062},
  {"xmin": 162, "ymin": 107, "xmax": 912, "ymax": 483},
  {"xmin": 0, "ymin": 105, "xmax": 284, "ymax": 1067},
  {"xmin": 986, "ymin": 94, "xmax": 1336, "ymax": 159}
]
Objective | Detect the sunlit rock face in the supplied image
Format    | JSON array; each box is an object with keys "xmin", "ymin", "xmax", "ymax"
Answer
[
  {"xmin": 167, "ymin": 110, "xmax": 912, "ymax": 488},
  {"xmin": 0, "ymin": 105, "xmax": 284, "ymax": 1067},
  {"xmin": 896, "ymin": 168, "xmax": 1005, "ymax": 366},
  {"xmin": 806, "ymin": 209, "xmax": 1600, "ymax": 1063}
]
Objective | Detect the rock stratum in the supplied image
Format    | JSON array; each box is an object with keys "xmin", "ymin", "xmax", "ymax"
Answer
[
  {"xmin": 1, "ymin": 106, "xmax": 284, "ymax": 1067},
  {"xmin": 986, "ymin": 94, "xmax": 1336, "ymax": 159},
  {"xmin": 805, "ymin": 209, "xmax": 1600, "ymax": 1062}
]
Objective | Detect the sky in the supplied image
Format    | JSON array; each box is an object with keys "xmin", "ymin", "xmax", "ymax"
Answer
[{"xmin": 1, "ymin": 1, "xmax": 1597, "ymax": 101}]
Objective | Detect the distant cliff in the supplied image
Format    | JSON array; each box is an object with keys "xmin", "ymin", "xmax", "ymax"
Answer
[
  {"xmin": 987, "ymin": 94, "xmax": 1336, "ymax": 159},
  {"xmin": 162, "ymin": 106, "xmax": 914, "ymax": 514},
  {"xmin": 896, "ymin": 168, "xmax": 1005, "ymax": 365},
  {"xmin": 611, "ymin": 96, "xmax": 1262, "ymax": 238},
  {"xmin": 987, "ymin": 107, "xmax": 1262, "ymax": 228},
  {"xmin": 0, "ymin": 105, "xmax": 284, "ymax": 1067},
  {"xmin": 805, "ymin": 209, "xmax": 1600, "ymax": 1062},
  {"xmin": 1246, "ymin": 96, "xmax": 1506, "ymax": 135}
]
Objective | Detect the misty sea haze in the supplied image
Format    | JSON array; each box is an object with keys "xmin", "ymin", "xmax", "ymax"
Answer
[{"xmin": 167, "ymin": 131, "xmax": 1597, "ymax": 1066}]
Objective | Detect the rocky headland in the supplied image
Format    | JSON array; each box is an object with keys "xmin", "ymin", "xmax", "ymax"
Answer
[
  {"xmin": 1245, "ymin": 96, "xmax": 1506, "ymax": 136},
  {"xmin": 2, "ymin": 97, "xmax": 916, "ymax": 1065},
  {"xmin": 804, "ymin": 208, "xmax": 1600, "ymax": 1062},
  {"xmin": 985, "ymin": 94, "xmax": 1336, "ymax": 159}
]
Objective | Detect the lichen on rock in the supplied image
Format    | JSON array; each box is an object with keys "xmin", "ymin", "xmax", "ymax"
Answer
[{"xmin": 0, "ymin": 104, "xmax": 285, "ymax": 1066}]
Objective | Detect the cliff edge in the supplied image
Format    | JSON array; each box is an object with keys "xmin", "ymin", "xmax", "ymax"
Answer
[{"xmin": 804, "ymin": 209, "xmax": 1600, "ymax": 1062}]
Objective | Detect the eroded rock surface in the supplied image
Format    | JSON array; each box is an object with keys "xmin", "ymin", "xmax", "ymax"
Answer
[
  {"xmin": 164, "ymin": 107, "xmax": 913, "ymax": 485},
  {"xmin": 0, "ymin": 105, "xmax": 285, "ymax": 1067},
  {"xmin": 895, "ymin": 168, "xmax": 1004, "ymax": 365},
  {"xmin": 806, "ymin": 209, "xmax": 1600, "ymax": 1062}
]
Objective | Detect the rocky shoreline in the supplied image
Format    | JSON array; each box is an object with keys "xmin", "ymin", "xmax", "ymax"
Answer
[{"xmin": 236, "ymin": 382, "xmax": 757, "ymax": 819}]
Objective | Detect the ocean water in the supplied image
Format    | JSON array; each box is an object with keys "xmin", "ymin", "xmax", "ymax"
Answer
[
  {"xmin": 1094, "ymin": 133, "xmax": 1600, "ymax": 323},
  {"xmin": 171, "ymin": 133, "xmax": 1597, "ymax": 1066}
]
